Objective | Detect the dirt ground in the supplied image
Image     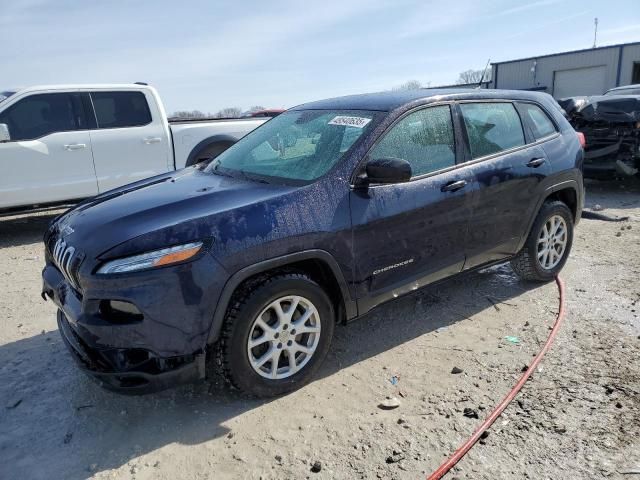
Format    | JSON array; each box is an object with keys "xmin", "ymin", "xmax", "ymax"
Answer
[{"xmin": 1, "ymin": 179, "xmax": 639, "ymax": 480}]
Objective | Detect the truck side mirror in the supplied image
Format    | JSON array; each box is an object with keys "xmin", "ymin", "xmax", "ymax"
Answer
[
  {"xmin": 0, "ymin": 123, "xmax": 10, "ymax": 143},
  {"xmin": 365, "ymin": 157, "xmax": 412, "ymax": 184}
]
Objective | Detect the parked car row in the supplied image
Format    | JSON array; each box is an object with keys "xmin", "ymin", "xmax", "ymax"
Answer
[{"xmin": 0, "ymin": 84, "xmax": 268, "ymax": 215}]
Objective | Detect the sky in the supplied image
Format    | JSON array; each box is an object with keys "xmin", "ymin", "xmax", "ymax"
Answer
[{"xmin": 1, "ymin": 0, "xmax": 639, "ymax": 114}]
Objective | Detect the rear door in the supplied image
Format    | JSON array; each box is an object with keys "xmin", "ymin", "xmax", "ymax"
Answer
[
  {"xmin": 88, "ymin": 90, "xmax": 171, "ymax": 192},
  {"xmin": 457, "ymin": 101, "xmax": 553, "ymax": 269},
  {"xmin": 0, "ymin": 92, "xmax": 98, "ymax": 209},
  {"xmin": 350, "ymin": 104, "xmax": 476, "ymax": 312}
]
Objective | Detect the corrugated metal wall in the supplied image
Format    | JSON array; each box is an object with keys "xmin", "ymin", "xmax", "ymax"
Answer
[{"xmin": 491, "ymin": 42, "xmax": 640, "ymax": 98}]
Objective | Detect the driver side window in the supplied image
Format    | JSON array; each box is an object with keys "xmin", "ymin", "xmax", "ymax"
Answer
[{"xmin": 369, "ymin": 105, "xmax": 456, "ymax": 177}]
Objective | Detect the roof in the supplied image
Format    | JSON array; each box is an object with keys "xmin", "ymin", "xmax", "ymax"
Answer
[
  {"xmin": 492, "ymin": 41, "xmax": 640, "ymax": 66},
  {"xmin": 9, "ymin": 83, "xmax": 153, "ymax": 96},
  {"xmin": 291, "ymin": 88, "xmax": 553, "ymax": 112},
  {"xmin": 606, "ymin": 84, "xmax": 640, "ymax": 92}
]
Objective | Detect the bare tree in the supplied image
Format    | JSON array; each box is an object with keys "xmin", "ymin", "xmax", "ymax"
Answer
[
  {"xmin": 456, "ymin": 69, "xmax": 490, "ymax": 85},
  {"xmin": 169, "ymin": 110, "xmax": 209, "ymax": 120},
  {"xmin": 392, "ymin": 79, "xmax": 423, "ymax": 91},
  {"xmin": 215, "ymin": 107, "xmax": 243, "ymax": 118},
  {"xmin": 247, "ymin": 105, "xmax": 266, "ymax": 113}
]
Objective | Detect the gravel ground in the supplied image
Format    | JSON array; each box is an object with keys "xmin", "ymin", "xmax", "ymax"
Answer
[{"xmin": 1, "ymin": 179, "xmax": 639, "ymax": 480}]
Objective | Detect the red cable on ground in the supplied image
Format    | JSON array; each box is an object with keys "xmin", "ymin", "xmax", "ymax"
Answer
[{"xmin": 427, "ymin": 276, "xmax": 567, "ymax": 480}]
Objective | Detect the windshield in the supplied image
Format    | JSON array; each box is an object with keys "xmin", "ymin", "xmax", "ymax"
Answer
[
  {"xmin": 604, "ymin": 87, "xmax": 640, "ymax": 96},
  {"xmin": 205, "ymin": 109, "xmax": 379, "ymax": 183},
  {"xmin": 0, "ymin": 91, "xmax": 16, "ymax": 103}
]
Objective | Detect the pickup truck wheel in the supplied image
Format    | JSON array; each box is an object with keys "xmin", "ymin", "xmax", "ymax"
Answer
[
  {"xmin": 511, "ymin": 201, "xmax": 574, "ymax": 282},
  {"xmin": 216, "ymin": 273, "xmax": 335, "ymax": 397},
  {"xmin": 187, "ymin": 141, "xmax": 234, "ymax": 166}
]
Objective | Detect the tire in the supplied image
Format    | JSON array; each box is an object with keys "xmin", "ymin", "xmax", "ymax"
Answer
[
  {"xmin": 511, "ymin": 200, "xmax": 574, "ymax": 282},
  {"xmin": 187, "ymin": 141, "xmax": 234, "ymax": 167},
  {"xmin": 215, "ymin": 273, "xmax": 335, "ymax": 397}
]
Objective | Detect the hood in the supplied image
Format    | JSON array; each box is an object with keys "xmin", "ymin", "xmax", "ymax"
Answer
[
  {"xmin": 562, "ymin": 95, "xmax": 640, "ymax": 124},
  {"xmin": 50, "ymin": 168, "xmax": 297, "ymax": 259}
]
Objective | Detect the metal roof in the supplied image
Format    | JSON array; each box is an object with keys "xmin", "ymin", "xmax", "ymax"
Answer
[{"xmin": 492, "ymin": 41, "xmax": 640, "ymax": 66}]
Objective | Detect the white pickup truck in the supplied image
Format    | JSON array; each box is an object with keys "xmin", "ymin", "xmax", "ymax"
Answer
[{"xmin": 0, "ymin": 84, "xmax": 268, "ymax": 214}]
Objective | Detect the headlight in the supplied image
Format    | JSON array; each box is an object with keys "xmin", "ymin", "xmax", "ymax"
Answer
[{"xmin": 97, "ymin": 242, "xmax": 203, "ymax": 274}]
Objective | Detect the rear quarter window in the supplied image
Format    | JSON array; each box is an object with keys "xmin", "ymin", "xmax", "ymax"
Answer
[
  {"xmin": 91, "ymin": 91, "xmax": 152, "ymax": 128},
  {"xmin": 459, "ymin": 102, "xmax": 525, "ymax": 159},
  {"xmin": 519, "ymin": 103, "xmax": 557, "ymax": 140}
]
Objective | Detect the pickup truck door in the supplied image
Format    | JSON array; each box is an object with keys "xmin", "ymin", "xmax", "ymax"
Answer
[
  {"xmin": 0, "ymin": 92, "xmax": 98, "ymax": 210},
  {"xmin": 87, "ymin": 90, "xmax": 171, "ymax": 193},
  {"xmin": 350, "ymin": 105, "xmax": 476, "ymax": 314}
]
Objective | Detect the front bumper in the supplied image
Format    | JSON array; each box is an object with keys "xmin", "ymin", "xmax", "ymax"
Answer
[
  {"xmin": 42, "ymin": 253, "xmax": 227, "ymax": 394},
  {"xmin": 57, "ymin": 310, "xmax": 205, "ymax": 394}
]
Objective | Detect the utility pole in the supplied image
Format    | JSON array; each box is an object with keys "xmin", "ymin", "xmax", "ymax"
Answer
[{"xmin": 593, "ymin": 17, "xmax": 598, "ymax": 48}]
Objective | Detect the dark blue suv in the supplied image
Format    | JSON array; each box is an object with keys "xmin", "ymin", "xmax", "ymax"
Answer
[{"xmin": 42, "ymin": 89, "xmax": 584, "ymax": 396}]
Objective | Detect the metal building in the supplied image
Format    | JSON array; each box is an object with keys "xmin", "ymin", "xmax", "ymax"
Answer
[{"xmin": 490, "ymin": 41, "xmax": 640, "ymax": 98}]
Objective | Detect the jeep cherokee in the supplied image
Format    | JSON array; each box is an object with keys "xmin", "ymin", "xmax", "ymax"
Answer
[{"xmin": 42, "ymin": 89, "xmax": 584, "ymax": 397}]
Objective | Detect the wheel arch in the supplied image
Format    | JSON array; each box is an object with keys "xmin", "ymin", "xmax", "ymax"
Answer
[
  {"xmin": 185, "ymin": 134, "xmax": 238, "ymax": 167},
  {"xmin": 206, "ymin": 250, "xmax": 356, "ymax": 345},
  {"xmin": 517, "ymin": 180, "xmax": 582, "ymax": 253}
]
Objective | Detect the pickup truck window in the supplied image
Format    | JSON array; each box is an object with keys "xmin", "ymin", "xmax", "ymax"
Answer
[
  {"xmin": 460, "ymin": 102, "xmax": 525, "ymax": 159},
  {"xmin": 0, "ymin": 93, "xmax": 78, "ymax": 141},
  {"xmin": 207, "ymin": 110, "xmax": 378, "ymax": 183},
  {"xmin": 369, "ymin": 105, "xmax": 455, "ymax": 177},
  {"xmin": 91, "ymin": 91, "xmax": 152, "ymax": 129},
  {"xmin": 518, "ymin": 103, "xmax": 557, "ymax": 140}
]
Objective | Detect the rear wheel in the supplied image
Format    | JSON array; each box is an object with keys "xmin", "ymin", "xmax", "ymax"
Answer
[
  {"xmin": 216, "ymin": 273, "xmax": 335, "ymax": 397},
  {"xmin": 511, "ymin": 201, "xmax": 574, "ymax": 282}
]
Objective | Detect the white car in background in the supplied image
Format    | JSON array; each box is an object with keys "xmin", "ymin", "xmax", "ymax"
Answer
[{"xmin": 0, "ymin": 84, "xmax": 268, "ymax": 215}]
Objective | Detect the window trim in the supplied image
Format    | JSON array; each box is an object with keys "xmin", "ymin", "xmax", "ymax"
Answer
[
  {"xmin": 0, "ymin": 92, "xmax": 85, "ymax": 142},
  {"xmin": 89, "ymin": 91, "xmax": 153, "ymax": 130},
  {"xmin": 351, "ymin": 101, "xmax": 463, "ymax": 186}
]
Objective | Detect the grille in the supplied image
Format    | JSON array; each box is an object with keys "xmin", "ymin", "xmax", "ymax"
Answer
[{"xmin": 50, "ymin": 236, "xmax": 82, "ymax": 290}]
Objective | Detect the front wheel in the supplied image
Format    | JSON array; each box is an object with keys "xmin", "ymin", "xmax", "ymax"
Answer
[
  {"xmin": 215, "ymin": 273, "xmax": 335, "ymax": 397},
  {"xmin": 511, "ymin": 200, "xmax": 574, "ymax": 282}
]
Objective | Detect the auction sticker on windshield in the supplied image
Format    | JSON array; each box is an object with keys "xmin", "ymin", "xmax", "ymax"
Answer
[{"xmin": 328, "ymin": 116, "xmax": 372, "ymax": 128}]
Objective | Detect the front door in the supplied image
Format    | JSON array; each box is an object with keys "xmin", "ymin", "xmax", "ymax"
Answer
[
  {"xmin": 350, "ymin": 105, "xmax": 476, "ymax": 314},
  {"xmin": 0, "ymin": 92, "xmax": 98, "ymax": 209}
]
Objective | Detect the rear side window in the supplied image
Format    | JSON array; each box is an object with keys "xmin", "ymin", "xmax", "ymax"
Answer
[
  {"xmin": 0, "ymin": 93, "xmax": 79, "ymax": 141},
  {"xmin": 91, "ymin": 91, "xmax": 152, "ymax": 128},
  {"xmin": 519, "ymin": 103, "xmax": 557, "ymax": 140},
  {"xmin": 460, "ymin": 103, "xmax": 525, "ymax": 159},
  {"xmin": 369, "ymin": 105, "xmax": 456, "ymax": 177}
]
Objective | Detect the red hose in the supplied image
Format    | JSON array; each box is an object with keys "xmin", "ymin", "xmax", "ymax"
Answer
[{"xmin": 427, "ymin": 276, "xmax": 566, "ymax": 480}]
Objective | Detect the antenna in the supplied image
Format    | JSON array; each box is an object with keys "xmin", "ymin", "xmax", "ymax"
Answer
[
  {"xmin": 477, "ymin": 59, "xmax": 491, "ymax": 89},
  {"xmin": 593, "ymin": 17, "xmax": 598, "ymax": 48}
]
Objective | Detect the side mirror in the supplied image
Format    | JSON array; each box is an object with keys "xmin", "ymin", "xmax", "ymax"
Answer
[
  {"xmin": 365, "ymin": 157, "xmax": 412, "ymax": 184},
  {"xmin": 0, "ymin": 123, "xmax": 10, "ymax": 143}
]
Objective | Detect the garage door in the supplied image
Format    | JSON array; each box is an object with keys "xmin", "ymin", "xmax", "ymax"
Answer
[{"xmin": 553, "ymin": 65, "xmax": 606, "ymax": 98}]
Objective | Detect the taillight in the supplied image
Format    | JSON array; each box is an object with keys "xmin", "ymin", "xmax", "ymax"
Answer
[{"xmin": 576, "ymin": 131, "xmax": 586, "ymax": 148}]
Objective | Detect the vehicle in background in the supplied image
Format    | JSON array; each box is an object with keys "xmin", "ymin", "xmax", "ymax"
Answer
[
  {"xmin": 0, "ymin": 84, "xmax": 267, "ymax": 215},
  {"xmin": 558, "ymin": 86, "xmax": 640, "ymax": 177},
  {"xmin": 42, "ymin": 88, "xmax": 583, "ymax": 396},
  {"xmin": 603, "ymin": 84, "xmax": 640, "ymax": 96}
]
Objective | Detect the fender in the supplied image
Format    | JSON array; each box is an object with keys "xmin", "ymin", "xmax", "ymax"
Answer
[
  {"xmin": 206, "ymin": 249, "xmax": 357, "ymax": 344},
  {"xmin": 185, "ymin": 134, "xmax": 238, "ymax": 166},
  {"xmin": 516, "ymin": 178, "xmax": 582, "ymax": 252}
]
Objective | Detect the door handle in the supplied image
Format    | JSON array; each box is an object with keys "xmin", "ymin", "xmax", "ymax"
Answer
[
  {"xmin": 143, "ymin": 137, "xmax": 162, "ymax": 144},
  {"xmin": 63, "ymin": 143, "xmax": 86, "ymax": 151},
  {"xmin": 441, "ymin": 179, "xmax": 468, "ymax": 192},
  {"xmin": 526, "ymin": 157, "xmax": 546, "ymax": 168}
]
